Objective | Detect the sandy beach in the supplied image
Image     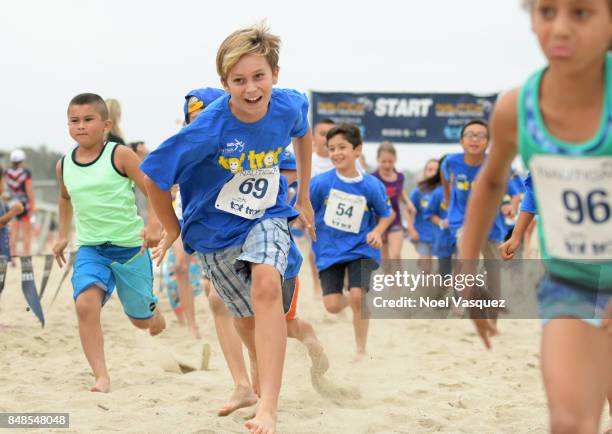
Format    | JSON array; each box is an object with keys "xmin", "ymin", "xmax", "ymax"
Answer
[{"xmin": 1, "ymin": 242, "xmax": 609, "ymax": 434}]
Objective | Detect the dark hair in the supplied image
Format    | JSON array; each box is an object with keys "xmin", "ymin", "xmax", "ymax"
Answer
[
  {"xmin": 316, "ymin": 118, "xmax": 335, "ymax": 127},
  {"xmin": 68, "ymin": 93, "xmax": 109, "ymax": 120},
  {"xmin": 326, "ymin": 124, "xmax": 362, "ymax": 148},
  {"xmin": 129, "ymin": 141, "xmax": 144, "ymax": 152},
  {"xmin": 460, "ymin": 119, "xmax": 489, "ymax": 138},
  {"xmin": 418, "ymin": 155, "xmax": 446, "ymax": 191}
]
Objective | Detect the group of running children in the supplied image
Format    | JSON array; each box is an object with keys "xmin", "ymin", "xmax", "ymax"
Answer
[{"xmin": 45, "ymin": 1, "xmax": 611, "ymax": 432}]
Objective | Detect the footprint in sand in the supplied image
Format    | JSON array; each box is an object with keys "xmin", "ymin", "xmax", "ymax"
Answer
[{"xmin": 310, "ymin": 370, "xmax": 361, "ymax": 401}]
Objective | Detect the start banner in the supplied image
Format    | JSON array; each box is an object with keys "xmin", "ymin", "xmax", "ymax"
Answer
[{"xmin": 311, "ymin": 91, "xmax": 498, "ymax": 144}]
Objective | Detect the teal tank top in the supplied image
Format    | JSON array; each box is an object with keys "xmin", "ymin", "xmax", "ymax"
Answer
[
  {"xmin": 517, "ymin": 53, "xmax": 612, "ymax": 290},
  {"xmin": 62, "ymin": 142, "xmax": 143, "ymax": 247}
]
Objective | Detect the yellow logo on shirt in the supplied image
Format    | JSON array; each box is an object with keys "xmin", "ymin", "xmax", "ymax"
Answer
[{"xmin": 218, "ymin": 146, "xmax": 284, "ymax": 173}]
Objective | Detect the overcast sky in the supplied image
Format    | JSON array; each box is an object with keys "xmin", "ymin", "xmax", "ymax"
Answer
[{"xmin": 1, "ymin": 0, "xmax": 545, "ymax": 171}]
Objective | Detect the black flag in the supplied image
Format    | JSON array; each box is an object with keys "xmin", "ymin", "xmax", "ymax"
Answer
[{"xmin": 20, "ymin": 256, "xmax": 45, "ymax": 327}]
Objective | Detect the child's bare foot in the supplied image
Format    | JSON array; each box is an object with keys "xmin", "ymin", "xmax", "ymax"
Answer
[
  {"xmin": 305, "ymin": 339, "xmax": 329, "ymax": 377},
  {"xmin": 217, "ymin": 384, "xmax": 258, "ymax": 416},
  {"xmin": 90, "ymin": 376, "xmax": 110, "ymax": 393},
  {"xmin": 245, "ymin": 411, "xmax": 276, "ymax": 434},
  {"xmin": 149, "ymin": 310, "xmax": 166, "ymax": 336},
  {"xmin": 188, "ymin": 325, "xmax": 201, "ymax": 339},
  {"xmin": 352, "ymin": 350, "xmax": 367, "ymax": 362},
  {"xmin": 249, "ymin": 358, "xmax": 260, "ymax": 397}
]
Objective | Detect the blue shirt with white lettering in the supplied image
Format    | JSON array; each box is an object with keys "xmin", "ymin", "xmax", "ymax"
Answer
[
  {"xmin": 441, "ymin": 152, "xmax": 506, "ymax": 242},
  {"xmin": 141, "ymin": 88, "xmax": 309, "ymax": 254},
  {"xmin": 409, "ymin": 187, "xmax": 436, "ymax": 243},
  {"xmin": 310, "ymin": 170, "xmax": 391, "ymax": 271}
]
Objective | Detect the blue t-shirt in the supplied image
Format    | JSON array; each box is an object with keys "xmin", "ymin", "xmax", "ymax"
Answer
[
  {"xmin": 408, "ymin": 187, "xmax": 436, "ymax": 243},
  {"xmin": 310, "ymin": 170, "xmax": 392, "ymax": 271},
  {"xmin": 422, "ymin": 185, "xmax": 455, "ymax": 258},
  {"xmin": 520, "ymin": 173, "xmax": 537, "ymax": 214},
  {"xmin": 141, "ymin": 88, "xmax": 309, "ymax": 254},
  {"xmin": 441, "ymin": 152, "xmax": 507, "ymax": 242}
]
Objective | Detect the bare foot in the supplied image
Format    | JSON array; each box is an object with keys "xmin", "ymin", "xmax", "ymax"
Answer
[
  {"xmin": 217, "ymin": 385, "xmax": 258, "ymax": 416},
  {"xmin": 305, "ymin": 339, "xmax": 329, "ymax": 377},
  {"xmin": 245, "ymin": 411, "xmax": 276, "ymax": 434},
  {"xmin": 188, "ymin": 325, "xmax": 201, "ymax": 339},
  {"xmin": 149, "ymin": 310, "xmax": 166, "ymax": 336},
  {"xmin": 352, "ymin": 351, "xmax": 367, "ymax": 362},
  {"xmin": 249, "ymin": 358, "xmax": 260, "ymax": 398},
  {"xmin": 90, "ymin": 377, "xmax": 110, "ymax": 393}
]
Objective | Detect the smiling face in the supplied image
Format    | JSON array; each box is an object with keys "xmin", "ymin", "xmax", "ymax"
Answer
[
  {"xmin": 222, "ymin": 54, "xmax": 278, "ymax": 123},
  {"xmin": 460, "ymin": 123, "xmax": 489, "ymax": 157},
  {"xmin": 68, "ymin": 104, "xmax": 111, "ymax": 149},
  {"xmin": 327, "ymin": 134, "xmax": 361, "ymax": 173},
  {"xmin": 531, "ymin": 0, "xmax": 612, "ymax": 70}
]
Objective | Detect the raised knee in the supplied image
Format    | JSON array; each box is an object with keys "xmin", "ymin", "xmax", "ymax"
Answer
[
  {"xmin": 250, "ymin": 274, "xmax": 281, "ymax": 304},
  {"xmin": 75, "ymin": 297, "xmax": 100, "ymax": 321},
  {"xmin": 324, "ymin": 300, "xmax": 344, "ymax": 314}
]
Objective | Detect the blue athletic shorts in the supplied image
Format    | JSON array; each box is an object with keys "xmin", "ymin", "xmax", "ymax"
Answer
[
  {"xmin": 72, "ymin": 243, "xmax": 158, "ymax": 319},
  {"xmin": 538, "ymin": 274, "xmax": 611, "ymax": 327}
]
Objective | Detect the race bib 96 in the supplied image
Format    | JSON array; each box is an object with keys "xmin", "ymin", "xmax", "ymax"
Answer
[{"xmin": 530, "ymin": 155, "xmax": 612, "ymax": 260}]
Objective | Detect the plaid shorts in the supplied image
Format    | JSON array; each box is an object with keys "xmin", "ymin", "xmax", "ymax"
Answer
[{"xmin": 198, "ymin": 218, "xmax": 290, "ymax": 317}]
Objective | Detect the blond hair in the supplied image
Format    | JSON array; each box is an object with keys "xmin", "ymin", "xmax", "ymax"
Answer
[
  {"xmin": 376, "ymin": 142, "xmax": 396, "ymax": 159},
  {"xmin": 105, "ymin": 98, "xmax": 124, "ymax": 141},
  {"xmin": 216, "ymin": 21, "xmax": 281, "ymax": 82}
]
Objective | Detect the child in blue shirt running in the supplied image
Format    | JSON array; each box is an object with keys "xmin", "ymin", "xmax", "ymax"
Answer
[
  {"xmin": 142, "ymin": 23, "xmax": 314, "ymax": 434},
  {"xmin": 408, "ymin": 159, "xmax": 440, "ymax": 273},
  {"xmin": 310, "ymin": 124, "xmax": 394, "ymax": 357}
]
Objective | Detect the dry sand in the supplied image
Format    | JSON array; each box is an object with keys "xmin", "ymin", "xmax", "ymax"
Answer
[{"xmin": 0, "ymin": 243, "xmax": 610, "ymax": 434}]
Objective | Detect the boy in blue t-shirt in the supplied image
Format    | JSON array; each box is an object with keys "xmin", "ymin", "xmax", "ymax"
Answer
[
  {"xmin": 441, "ymin": 120, "xmax": 517, "ymax": 318},
  {"xmin": 310, "ymin": 124, "xmax": 394, "ymax": 356},
  {"xmin": 141, "ymin": 23, "xmax": 314, "ymax": 434}
]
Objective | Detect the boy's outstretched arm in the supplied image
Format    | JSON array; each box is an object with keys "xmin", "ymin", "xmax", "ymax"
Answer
[
  {"xmin": 292, "ymin": 130, "xmax": 316, "ymax": 240},
  {"xmin": 52, "ymin": 159, "xmax": 73, "ymax": 267},
  {"xmin": 143, "ymin": 176, "xmax": 179, "ymax": 266},
  {"xmin": 458, "ymin": 88, "xmax": 519, "ymax": 349},
  {"xmin": 114, "ymin": 145, "xmax": 162, "ymax": 250},
  {"xmin": 367, "ymin": 212, "xmax": 396, "ymax": 249},
  {"xmin": 0, "ymin": 202, "xmax": 24, "ymax": 227},
  {"xmin": 499, "ymin": 211, "xmax": 535, "ymax": 260}
]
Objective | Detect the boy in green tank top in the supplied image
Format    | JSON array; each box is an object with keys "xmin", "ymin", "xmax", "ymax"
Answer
[
  {"xmin": 459, "ymin": 1, "xmax": 612, "ymax": 432},
  {"xmin": 52, "ymin": 93, "xmax": 165, "ymax": 393}
]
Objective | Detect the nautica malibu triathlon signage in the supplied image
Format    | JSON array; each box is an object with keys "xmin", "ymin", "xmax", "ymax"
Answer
[{"xmin": 311, "ymin": 91, "xmax": 498, "ymax": 144}]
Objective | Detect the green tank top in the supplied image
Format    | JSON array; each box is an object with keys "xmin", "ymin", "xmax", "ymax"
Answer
[
  {"xmin": 517, "ymin": 53, "xmax": 612, "ymax": 290},
  {"xmin": 63, "ymin": 142, "xmax": 143, "ymax": 247}
]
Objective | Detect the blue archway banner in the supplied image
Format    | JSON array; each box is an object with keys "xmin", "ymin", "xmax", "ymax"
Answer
[{"xmin": 311, "ymin": 91, "xmax": 498, "ymax": 144}]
